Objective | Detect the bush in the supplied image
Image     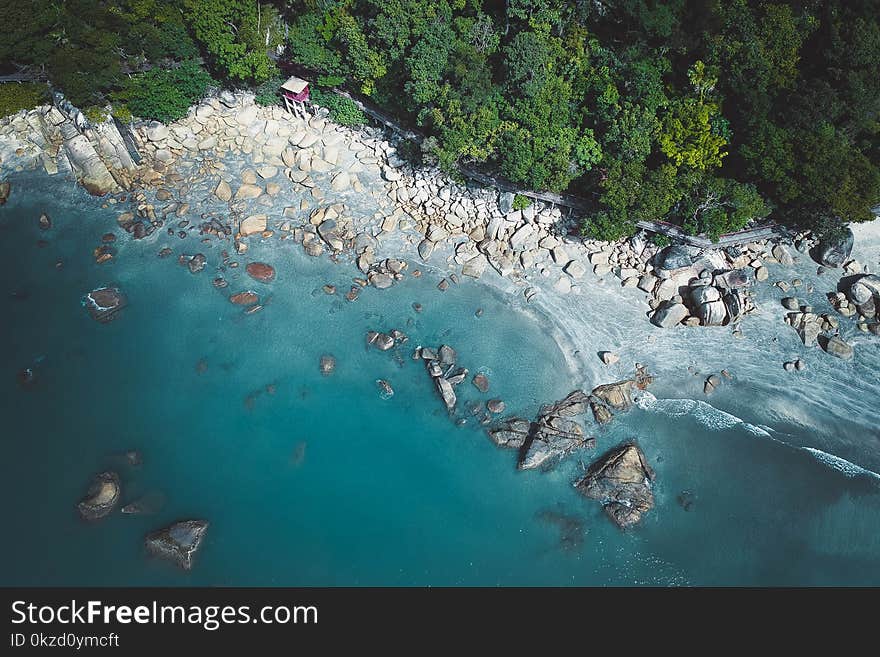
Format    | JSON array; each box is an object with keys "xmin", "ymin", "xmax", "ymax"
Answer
[
  {"xmin": 111, "ymin": 104, "xmax": 133, "ymax": 124},
  {"xmin": 254, "ymin": 76, "xmax": 285, "ymax": 107},
  {"xmin": 512, "ymin": 194, "xmax": 531, "ymax": 211},
  {"xmin": 83, "ymin": 105, "xmax": 110, "ymax": 124},
  {"xmin": 0, "ymin": 82, "xmax": 49, "ymax": 117},
  {"xmin": 115, "ymin": 61, "xmax": 214, "ymax": 123},
  {"xmin": 311, "ymin": 88, "xmax": 366, "ymax": 127},
  {"xmin": 650, "ymin": 233, "xmax": 672, "ymax": 248}
]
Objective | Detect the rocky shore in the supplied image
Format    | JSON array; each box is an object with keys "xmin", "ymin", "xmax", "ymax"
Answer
[{"xmin": 4, "ymin": 90, "xmax": 879, "ymax": 533}]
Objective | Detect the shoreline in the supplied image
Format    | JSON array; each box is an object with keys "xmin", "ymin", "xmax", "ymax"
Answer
[{"xmin": 2, "ymin": 93, "xmax": 880, "ymax": 469}]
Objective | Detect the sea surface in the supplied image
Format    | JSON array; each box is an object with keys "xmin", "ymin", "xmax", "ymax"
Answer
[{"xmin": 2, "ymin": 171, "xmax": 880, "ymax": 586}]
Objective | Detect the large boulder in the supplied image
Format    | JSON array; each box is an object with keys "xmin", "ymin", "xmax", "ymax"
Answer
[
  {"xmin": 822, "ymin": 335, "xmax": 854, "ymax": 360},
  {"xmin": 145, "ymin": 520, "xmax": 209, "ymax": 570},
  {"xmin": 82, "ymin": 287, "xmax": 127, "ymax": 323},
  {"xmin": 591, "ymin": 380, "xmax": 633, "ymax": 411},
  {"xmin": 518, "ymin": 416, "xmax": 589, "ymax": 471},
  {"xmin": 650, "ymin": 302, "xmax": 688, "ymax": 328},
  {"xmin": 239, "ymin": 214, "xmax": 267, "ymax": 237},
  {"xmin": 848, "ymin": 274, "xmax": 880, "ymax": 306},
  {"xmin": 77, "ymin": 472, "xmax": 121, "ymax": 520},
  {"xmin": 434, "ymin": 377, "xmax": 457, "ymax": 412},
  {"xmin": 63, "ymin": 133, "xmax": 118, "ymax": 196},
  {"xmin": 814, "ymin": 227, "xmax": 854, "ymax": 268},
  {"xmin": 574, "ymin": 443, "xmax": 655, "ymax": 528},
  {"xmin": 655, "ymin": 245, "xmax": 695, "ymax": 272}
]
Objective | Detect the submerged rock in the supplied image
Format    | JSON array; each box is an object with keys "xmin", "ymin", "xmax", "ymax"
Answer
[
  {"xmin": 186, "ymin": 253, "xmax": 207, "ymax": 274},
  {"xmin": 472, "ymin": 373, "xmax": 490, "ymax": 393},
  {"xmin": 145, "ymin": 520, "xmax": 209, "ymax": 570},
  {"xmin": 0, "ymin": 181, "xmax": 10, "ymax": 205},
  {"xmin": 229, "ymin": 291, "xmax": 259, "ymax": 305},
  {"xmin": 83, "ymin": 287, "xmax": 127, "ymax": 323},
  {"xmin": 574, "ymin": 442, "xmax": 655, "ymax": 528},
  {"xmin": 245, "ymin": 262, "xmax": 276, "ymax": 282},
  {"xmin": 77, "ymin": 471, "xmax": 121, "ymax": 520},
  {"xmin": 320, "ymin": 354, "xmax": 336, "ymax": 375},
  {"xmin": 38, "ymin": 213, "xmax": 52, "ymax": 230}
]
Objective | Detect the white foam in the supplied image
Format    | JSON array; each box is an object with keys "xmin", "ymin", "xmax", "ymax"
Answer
[
  {"xmin": 638, "ymin": 393, "xmax": 880, "ymax": 480},
  {"xmin": 802, "ymin": 447, "xmax": 880, "ymax": 480}
]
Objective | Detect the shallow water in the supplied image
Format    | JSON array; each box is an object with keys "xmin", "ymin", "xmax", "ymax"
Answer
[{"xmin": 2, "ymin": 171, "xmax": 879, "ymax": 586}]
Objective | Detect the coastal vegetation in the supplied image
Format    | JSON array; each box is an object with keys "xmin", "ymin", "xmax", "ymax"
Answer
[{"xmin": 0, "ymin": 0, "xmax": 877, "ymax": 241}]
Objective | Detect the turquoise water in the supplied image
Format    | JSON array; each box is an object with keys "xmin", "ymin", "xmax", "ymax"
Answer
[{"xmin": 2, "ymin": 172, "xmax": 880, "ymax": 586}]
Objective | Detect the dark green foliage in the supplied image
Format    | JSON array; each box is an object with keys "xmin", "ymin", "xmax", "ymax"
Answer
[
  {"xmin": 311, "ymin": 88, "xmax": 366, "ymax": 127},
  {"xmin": 115, "ymin": 61, "xmax": 214, "ymax": 123},
  {"xmin": 2, "ymin": 0, "xmax": 876, "ymax": 239},
  {"xmin": 254, "ymin": 76, "xmax": 287, "ymax": 107},
  {"xmin": 0, "ymin": 83, "xmax": 50, "ymax": 118}
]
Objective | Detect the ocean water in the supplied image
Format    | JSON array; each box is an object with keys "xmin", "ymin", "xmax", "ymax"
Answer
[{"xmin": 2, "ymin": 171, "xmax": 880, "ymax": 586}]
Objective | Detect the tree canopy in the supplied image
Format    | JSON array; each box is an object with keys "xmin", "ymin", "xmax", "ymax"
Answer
[{"xmin": 0, "ymin": 0, "xmax": 877, "ymax": 240}]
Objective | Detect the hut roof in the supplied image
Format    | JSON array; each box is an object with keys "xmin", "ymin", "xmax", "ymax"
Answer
[{"xmin": 281, "ymin": 76, "xmax": 309, "ymax": 94}]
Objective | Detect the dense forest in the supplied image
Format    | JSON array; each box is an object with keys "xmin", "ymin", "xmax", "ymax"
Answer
[{"xmin": 0, "ymin": 0, "xmax": 878, "ymax": 241}]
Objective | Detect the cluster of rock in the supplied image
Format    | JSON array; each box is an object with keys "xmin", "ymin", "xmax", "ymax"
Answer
[
  {"xmin": 75, "ymin": 458, "xmax": 208, "ymax": 570},
  {"xmin": 0, "ymin": 97, "xmax": 135, "ymax": 195},
  {"xmin": 835, "ymin": 274, "xmax": 880, "ymax": 335},
  {"xmin": 414, "ymin": 344, "xmax": 468, "ymax": 414},
  {"xmin": 647, "ymin": 246, "xmax": 756, "ymax": 328},
  {"xmin": 367, "ymin": 328, "xmax": 409, "ymax": 352},
  {"xmin": 486, "ymin": 377, "xmax": 657, "ymax": 527},
  {"xmin": 574, "ymin": 442, "xmax": 655, "ymax": 529}
]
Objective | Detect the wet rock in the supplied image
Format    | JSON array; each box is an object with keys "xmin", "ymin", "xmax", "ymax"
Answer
[
  {"xmin": 487, "ymin": 399, "xmax": 506, "ymax": 414},
  {"xmin": 435, "ymin": 377, "xmax": 457, "ymax": 412},
  {"xmin": 591, "ymin": 381, "xmax": 633, "ymax": 411},
  {"xmin": 214, "ymin": 179, "xmax": 232, "ymax": 202},
  {"xmin": 77, "ymin": 471, "xmax": 121, "ymax": 520},
  {"xmin": 782, "ymin": 297, "xmax": 800, "ymax": 311},
  {"xmin": 145, "ymin": 520, "xmax": 209, "ymax": 570},
  {"xmin": 212, "ymin": 277, "xmax": 228, "ymax": 289},
  {"xmin": 599, "ymin": 351, "xmax": 620, "ymax": 365},
  {"xmin": 320, "ymin": 354, "xmax": 336, "ymax": 375},
  {"xmin": 38, "ymin": 213, "xmax": 51, "ymax": 230},
  {"xmin": 245, "ymin": 262, "xmax": 275, "ymax": 282},
  {"xmin": 822, "ymin": 335, "xmax": 853, "ymax": 360},
  {"xmin": 591, "ymin": 399, "xmax": 613, "ymax": 424},
  {"xmin": 487, "ymin": 417, "xmax": 531, "ymax": 449},
  {"xmin": 574, "ymin": 442, "xmax": 655, "ymax": 529},
  {"xmin": 472, "ymin": 373, "xmax": 490, "ymax": 393},
  {"xmin": 17, "ymin": 367, "xmax": 36, "ymax": 388},
  {"xmin": 0, "ymin": 181, "xmax": 10, "ymax": 205},
  {"xmin": 772, "ymin": 243, "xmax": 795, "ymax": 265},
  {"xmin": 187, "ymin": 253, "xmax": 207, "ymax": 274},
  {"xmin": 704, "ymin": 374, "xmax": 722, "ymax": 394},
  {"xmin": 438, "ymin": 344, "xmax": 457, "ymax": 365},
  {"xmin": 377, "ymin": 379, "xmax": 394, "ymax": 397},
  {"xmin": 83, "ymin": 287, "xmax": 127, "ymax": 323},
  {"xmin": 229, "ymin": 291, "xmax": 259, "ymax": 305}
]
